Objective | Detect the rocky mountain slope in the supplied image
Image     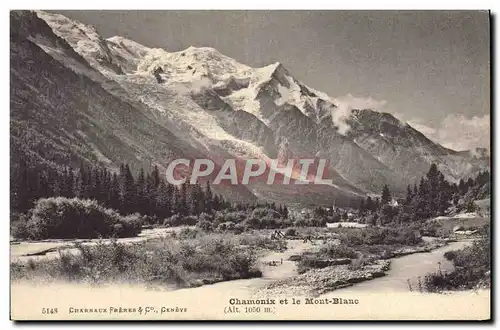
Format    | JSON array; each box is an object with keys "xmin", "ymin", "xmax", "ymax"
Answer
[
  {"xmin": 345, "ymin": 109, "xmax": 489, "ymax": 185},
  {"xmin": 10, "ymin": 10, "xmax": 489, "ymax": 207}
]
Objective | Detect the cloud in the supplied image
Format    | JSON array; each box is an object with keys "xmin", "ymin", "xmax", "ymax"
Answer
[
  {"xmin": 331, "ymin": 94, "xmax": 387, "ymax": 135},
  {"xmin": 190, "ymin": 77, "xmax": 213, "ymax": 93},
  {"xmin": 405, "ymin": 120, "xmax": 437, "ymax": 137},
  {"xmin": 407, "ymin": 114, "xmax": 490, "ymax": 151}
]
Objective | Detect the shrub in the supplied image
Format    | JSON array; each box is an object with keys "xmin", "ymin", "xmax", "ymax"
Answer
[
  {"xmin": 349, "ymin": 255, "xmax": 372, "ymax": 271},
  {"xmin": 235, "ymin": 234, "xmax": 287, "ymax": 252},
  {"xmin": 338, "ymin": 227, "xmax": 422, "ymax": 246},
  {"xmin": 198, "ymin": 212, "xmax": 214, "ymax": 223},
  {"xmin": 163, "ymin": 214, "xmax": 181, "ymax": 227},
  {"xmin": 327, "ymin": 213, "xmax": 341, "ymax": 223},
  {"xmin": 11, "ymin": 212, "xmax": 29, "ymax": 240},
  {"xmin": 119, "ymin": 214, "xmax": 143, "ymax": 237},
  {"xmin": 319, "ymin": 244, "xmax": 358, "ymax": 259},
  {"xmin": 424, "ymin": 232, "xmax": 490, "ymax": 292},
  {"xmin": 23, "ymin": 197, "xmax": 141, "ymax": 240},
  {"xmin": 183, "ymin": 215, "xmax": 199, "ymax": 226},
  {"xmin": 285, "ymin": 228, "xmax": 297, "ymax": 237},
  {"xmin": 162, "ymin": 214, "xmax": 198, "ymax": 227},
  {"xmin": 178, "ymin": 227, "xmax": 202, "ymax": 239},
  {"xmin": 244, "ymin": 208, "xmax": 285, "ymax": 229},
  {"xmin": 217, "ymin": 221, "xmax": 236, "ymax": 231},
  {"xmin": 444, "ymin": 251, "xmax": 457, "ymax": 261},
  {"xmin": 197, "ymin": 219, "xmax": 213, "ymax": 232},
  {"xmin": 466, "ymin": 200, "xmax": 477, "ymax": 213},
  {"xmin": 233, "ymin": 223, "xmax": 246, "ymax": 234},
  {"xmin": 293, "ymin": 215, "xmax": 326, "ymax": 227},
  {"xmin": 297, "ymin": 255, "xmax": 326, "ymax": 274},
  {"xmin": 11, "ymin": 234, "xmax": 262, "ymax": 287},
  {"xmin": 214, "ymin": 211, "xmax": 246, "ymax": 225}
]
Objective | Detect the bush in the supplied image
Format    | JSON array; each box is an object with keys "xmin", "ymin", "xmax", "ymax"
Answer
[
  {"xmin": 244, "ymin": 208, "xmax": 285, "ymax": 229},
  {"xmin": 295, "ymin": 242, "xmax": 358, "ymax": 274},
  {"xmin": 349, "ymin": 256, "xmax": 372, "ymax": 271},
  {"xmin": 233, "ymin": 223, "xmax": 246, "ymax": 234},
  {"xmin": 338, "ymin": 227, "xmax": 422, "ymax": 246},
  {"xmin": 22, "ymin": 197, "xmax": 141, "ymax": 240},
  {"xmin": 444, "ymin": 251, "xmax": 457, "ymax": 261},
  {"xmin": 163, "ymin": 214, "xmax": 198, "ymax": 227},
  {"xmin": 285, "ymin": 228, "xmax": 297, "ymax": 237},
  {"xmin": 198, "ymin": 213, "xmax": 213, "ymax": 223},
  {"xmin": 197, "ymin": 219, "xmax": 213, "ymax": 232},
  {"xmin": 213, "ymin": 211, "xmax": 246, "ymax": 226},
  {"xmin": 296, "ymin": 255, "xmax": 327, "ymax": 274},
  {"xmin": 327, "ymin": 213, "xmax": 341, "ymax": 223},
  {"xmin": 424, "ymin": 233, "xmax": 490, "ymax": 292},
  {"xmin": 217, "ymin": 221, "xmax": 236, "ymax": 231},
  {"xmin": 11, "ymin": 234, "xmax": 262, "ymax": 286},
  {"xmin": 293, "ymin": 215, "xmax": 326, "ymax": 227},
  {"xmin": 163, "ymin": 214, "xmax": 181, "ymax": 227},
  {"xmin": 319, "ymin": 244, "xmax": 358, "ymax": 259},
  {"xmin": 11, "ymin": 212, "xmax": 29, "ymax": 240},
  {"xmin": 178, "ymin": 227, "xmax": 202, "ymax": 239},
  {"xmin": 183, "ymin": 215, "xmax": 199, "ymax": 226}
]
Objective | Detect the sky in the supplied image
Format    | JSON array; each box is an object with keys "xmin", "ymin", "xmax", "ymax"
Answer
[{"xmin": 55, "ymin": 10, "xmax": 491, "ymax": 151}]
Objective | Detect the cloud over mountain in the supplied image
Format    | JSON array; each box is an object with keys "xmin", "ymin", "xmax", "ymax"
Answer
[
  {"xmin": 331, "ymin": 94, "xmax": 387, "ymax": 135},
  {"xmin": 407, "ymin": 114, "xmax": 490, "ymax": 151}
]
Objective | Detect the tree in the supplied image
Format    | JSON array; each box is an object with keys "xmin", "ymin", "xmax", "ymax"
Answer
[
  {"xmin": 379, "ymin": 204, "xmax": 394, "ymax": 225},
  {"xmin": 156, "ymin": 180, "xmax": 171, "ymax": 220},
  {"xmin": 151, "ymin": 165, "xmax": 161, "ymax": 189},
  {"xmin": 108, "ymin": 173, "xmax": 120, "ymax": 210},
  {"xmin": 283, "ymin": 205, "xmax": 289, "ymax": 219},
  {"xmin": 204, "ymin": 181, "xmax": 213, "ymax": 212},
  {"xmin": 381, "ymin": 184, "xmax": 391, "ymax": 205},
  {"xmin": 416, "ymin": 176, "xmax": 429, "ymax": 219},
  {"xmin": 359, "ymin": 198, "xmax": 366, "ymax": 215},
  {"xmin": 466, "ymin": 200, "xmax": 476, "ymax": 213},
  {"xmin": 76, "ymin": 163, "xmax": 89, "ymax": 199},
  {"xmin": 136, "ymin": 168, "xmax": 148, "ymax": 215},
  {"xmin": 425, "ymin": 164, "xmax": 441, "ymax": 216},
  {"xmin": 405, "ymin": 185, "xmax": 413, "ymax": 205},
  {"xmin": 437, "ymin": 172, "xmax": 451, "ymax": 215},
  {"xmin": 119, "ymin": 164, "xmax": 136, "ymax": 214},
  {"xmin": 188, "ymin": 183, "xmax": 205, "ymax": 215},
  {"xmin": 366, "ymin": 196, "xmax": 374, "ymax": 213},
  {"xmin": 458, "ymin": 178, "xmax": 466, "ymax": 195}
]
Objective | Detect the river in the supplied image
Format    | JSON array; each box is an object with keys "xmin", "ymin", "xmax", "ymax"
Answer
[
  {"xmin": 168, "ymin": 239, "xmax": 474, "ymax": 297},
  {"xmin": 331, "ymin": 239, "xmax": 473, "ymax": 294}
]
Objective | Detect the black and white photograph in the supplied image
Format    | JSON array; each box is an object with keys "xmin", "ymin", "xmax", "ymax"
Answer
[{"xmin": 9, "ymin": 9, "xmax": 491, "ymax": 321}]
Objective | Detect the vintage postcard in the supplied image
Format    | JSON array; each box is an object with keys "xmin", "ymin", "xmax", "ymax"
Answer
[{"xmin": 10, "ymin": 10, "xmax": 491, "ymax": 321}]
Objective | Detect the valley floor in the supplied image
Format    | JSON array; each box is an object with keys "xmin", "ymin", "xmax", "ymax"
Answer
[
  {"xmin": 11, "ymin": 236, "xmax": 489, "ymax": 320},
  {"xmin": 10, "ymin": 214, "xmax": 491, "ymax": 320}
]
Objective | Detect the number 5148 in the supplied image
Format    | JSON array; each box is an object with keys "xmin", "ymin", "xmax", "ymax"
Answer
[{"xmin": 42, "ymin": 308, "xmax": 58, "ymax": 314}]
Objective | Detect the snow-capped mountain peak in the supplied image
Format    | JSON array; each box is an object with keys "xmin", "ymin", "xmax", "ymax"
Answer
[{"xmin": 36, "ymin": 10, "xmax": 123, "ymax": 74}]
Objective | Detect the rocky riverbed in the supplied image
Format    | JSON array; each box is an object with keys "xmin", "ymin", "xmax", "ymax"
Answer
[{"xmin": 256, "ymin": 260, "xmax": 391, "ymax": 297}]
